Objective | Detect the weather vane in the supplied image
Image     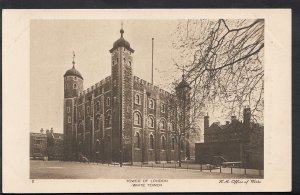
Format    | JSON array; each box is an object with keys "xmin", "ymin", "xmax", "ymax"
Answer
[{"xmin": 72, "ymin": 51, "xmax": 75, "ymax": 67}]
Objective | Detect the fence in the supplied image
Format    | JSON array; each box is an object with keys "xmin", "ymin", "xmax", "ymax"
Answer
[{"xmin": 98, "ymin": 161, "xmax": 263, "ymax": 177}]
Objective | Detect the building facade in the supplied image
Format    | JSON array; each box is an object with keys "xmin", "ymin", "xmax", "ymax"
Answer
[
  {"xmin": 46, "ymin": 128, "xmax": 64, "ymax": 160},
  {"xmin": 195, "ymin": 108, "xmax": 264, "ymax": 169},
  {"xmin": 30, "ymin": 128, "xmax": 64, "ymax": 160},
  {"xmin": 63, "ymin": 28, "xmax": 191, "ymax": 163},
  {"xmin": 30, "ymin": 129, "xmax": 47, "ymax": 159}
]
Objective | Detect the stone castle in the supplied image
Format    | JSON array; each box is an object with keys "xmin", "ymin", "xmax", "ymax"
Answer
[{"xmin": 63, "ymin": 27, "xmax": 191, "ymax": 163}]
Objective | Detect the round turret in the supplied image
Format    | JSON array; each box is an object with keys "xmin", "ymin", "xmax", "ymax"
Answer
[
  {"xmin": 64, "ymin": 66, "xmax": 83, "ymax": 80},
  {"xmin": 109, "ymin": 28, "xmax": 134, "ymax": 53},
  {"xmin": 176, "ymin": 74, "xmax": 191, "ymax": 91},
  {"xmin": 64, "ymin": 52, "xmax": 84, "ymax": 98}
]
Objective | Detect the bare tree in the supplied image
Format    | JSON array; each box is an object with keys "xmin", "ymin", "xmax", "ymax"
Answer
[
  {"xmin": 172, "ymin": 19, "xmax": 264, "ymax": 122},
  {"xmin": 173, "ymin": 75, "xmax": 203, "ymax": 167}
]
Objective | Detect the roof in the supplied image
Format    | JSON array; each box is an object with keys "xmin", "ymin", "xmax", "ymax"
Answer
[
  {"xmin": 175, "ymin": 75, "xmax": 191, "ymax": 90},
  {"xmin": 52, "ymin": 133, "xmax": 63, "ymax": 139},
  {"xmin": 109, "ymin": 29, "xmax": 134, "ymax": 53},
  {"xmin": 64, "ymin": 66, "xmax": 83, "ymax": 80},
  {"xmin": 205, "ymin": 120, "xmax": 244, "ymax": 134}
]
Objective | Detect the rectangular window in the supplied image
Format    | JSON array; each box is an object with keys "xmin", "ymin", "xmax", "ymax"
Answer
[
  {"xmin": 68, "ymin": 116, "xmax": 71, "ymax": 123},
  {"xmin": 135, "ymin": 94, "xmax": 141, "ymax": 105},
  {"xmin": 67, "ymin": 107, "xmax": 70, "ymax": 113}
]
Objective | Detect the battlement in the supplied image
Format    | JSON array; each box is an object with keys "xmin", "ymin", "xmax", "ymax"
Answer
[
  {"xmin": 133, "ymin": 75, "xmax": 174, "ymax": 98},
  {"xmin": 79, "ymin": 76, "xmax": 111, "ymax": 97}
]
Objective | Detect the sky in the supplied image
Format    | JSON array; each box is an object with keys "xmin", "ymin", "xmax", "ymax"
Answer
[
  {"xmin": 30, "ymin": 20, "xmax": 183, "ymax": 133},
  {"xmin": 30, "ymin": 20, "xmax": 226, "ymax": 135}
]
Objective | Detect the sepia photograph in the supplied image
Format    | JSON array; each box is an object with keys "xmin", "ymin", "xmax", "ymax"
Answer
[
  {"xmin": 29, "ymin": 19, "xmax": 264, "ymax": 179},
  {"xmin": 3, "ymin": 9, "xmax": 291, "ymax": 193}
]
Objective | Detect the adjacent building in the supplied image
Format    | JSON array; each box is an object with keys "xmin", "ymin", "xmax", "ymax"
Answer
[
  {"xmin": 30, "ymin": 129, "xmax": 47, "ymax": 159},
  {"xmin": 63, "ymin": 27, "xmax": 191, "ymax": 163},
  {"xmin": 30, "ymin": 128, "xmax": 64, "ymax": 160},
  {"xmin": 195, "ymin": 108, "xmax": 264, "ymax": 169}
]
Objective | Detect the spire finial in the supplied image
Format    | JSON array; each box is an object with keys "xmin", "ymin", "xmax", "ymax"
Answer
[
  {"xmin": 120, "ymin": 21, "xmax": 124, "ymax": 37},
  {"xmin": 72, "ymin": 51, "xmax": 75, "ymax": 67}
]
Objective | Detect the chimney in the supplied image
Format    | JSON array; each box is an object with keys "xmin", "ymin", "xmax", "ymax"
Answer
[
  {"xmin": 243, "ymin": 107, "xmax": 251, "ymax": 128},
  {"xmin": 204, "ymin": 114, "xmax": 209, "ymax": 131},
  {"xmin": 231, "ymin": 116, "xmax": 237, "ymax": 122},
  {"xmin": 40, "ymin": 128, "xmax": 44, "ymax": 134},
  {"xmin": 50, "ymin": 127, "xmax": 54, "ymax": 134}
]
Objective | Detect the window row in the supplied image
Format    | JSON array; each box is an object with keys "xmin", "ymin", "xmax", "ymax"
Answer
[
  {"xmin": 65, "ymin": 83, "xmax": 78, "ymax": 89},
  {"xmin": 133, "ymin": 112, "xmax": 175, "ymax": 131},
  {"xmin": 71, "ymin": 98, "xmax": 111, "ymax": 117},
  {"xmin": 70, "ymin": 111, "xmax": 175, "ymax": 131},
  {"xmin": 134, "ymin": 95, "xmax": 174, "ymax": 115},
  {"xmin": 69, "ymin": 113, "xmax": 112, "ymax": 129},
  {"xmin": 134, "ymin": 133, "xmax": 176, "ymax": 151},
  {"xmin": 65, "ymin": 76, "xmax": 79, "ymax": 81},
  {"xmin": 112, "ymin": 58, "xmax": 132, "ymax": 66}
]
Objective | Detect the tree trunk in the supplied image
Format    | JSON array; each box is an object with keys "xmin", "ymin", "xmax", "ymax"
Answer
[{"xmin": 178, "ymin": 141, "xmax": 182, "ymax": 167}]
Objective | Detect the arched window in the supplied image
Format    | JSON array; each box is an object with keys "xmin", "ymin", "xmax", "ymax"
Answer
[
  {"xmin": 149, "ymin": 134, "xmax": 154, "ymax": 149},
  {"xmin": 107, "ymin": 97, "xmax": 110, "ymax": 106},
  {"xmin": 106, "ymin": 97, "xmax": 110, "ymax": 106},
  {"xmin": 161, "ymin": 104, "xmax": 166, "ymax": 113},
  {"xmin": 95, "ymin": 115, "xmax": 101, "ymax": 129},
  {"xmin": 168, "ymin": 122, "xmax": 175, "ymax": 131},
  {"xmin": 78, "ymin": 123, "xmax": 83, "ymax": 134},
  {"xmin": 87, "ymin": 106, "xmax": 90, "ymax": 114},
  {"xmin": 171, "ymin": 137, "xmax": 175, "ymax": 150},
  {"xmin": 135, "ymin": 132, "xmax": 141, "ymax": 149},
  {"xmin": 105, "ymin": 111, "xmax": 111, "ymax": 127},
  {"xmin": 160, "ymin": 119, "xmax": 166, "ymax": 130},
  {"xmin": 135, "ymin": 94, "xmax": 141, "ymax": 105},
  {"xmin": 73, "ymin": 83, "xmax": 77, "ymax": 89},
  {"xmin": 74, "ymin": 77, "xmax": 77, "ymax": 81},
  {"xmin": 148, "ymin": 116, "xmax": 155, "ymax": 128},
  {"xmin": 161, "ymin": 135, "xmax": 166, "ymax": 150},
  {"xmin": 149, "ymin": 99, "xmax": 155, "ymax": 109},
  {"xmin": 95, "ymin": 139, "xmax": 101, "ymax": 153},
  {"xmin": 134, "ymin": 112, "xmax": 142, "ymax": 126},
  {"xmin": 96, "ymin": 101, "xmax": 100, "ymax": 112}
]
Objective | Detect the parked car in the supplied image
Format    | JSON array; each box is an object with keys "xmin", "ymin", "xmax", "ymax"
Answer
[{"xmin": 221, "ymin": 161, "xmax": 242, "ymax": 168}]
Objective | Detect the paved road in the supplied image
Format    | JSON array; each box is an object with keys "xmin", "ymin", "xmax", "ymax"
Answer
[{"xmin": 30, "ymin": 160, "xmax": 262, "ymax": 179}]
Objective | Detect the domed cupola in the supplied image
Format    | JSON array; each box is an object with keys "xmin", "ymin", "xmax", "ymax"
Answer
[
  {"xmin": 64, "ymin": 52, "xmax": 83, "ymax": 80},
  {"xmin": 109, "ymin": 28, "xmax": 134, "ymax": 53},
  {"xmin": 64, "ymin": 66, "xmax": 83, "ymax": 80},
  {"xmin": 176, "ymin": 74, "xmax": 191, "ymax": 91}
]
